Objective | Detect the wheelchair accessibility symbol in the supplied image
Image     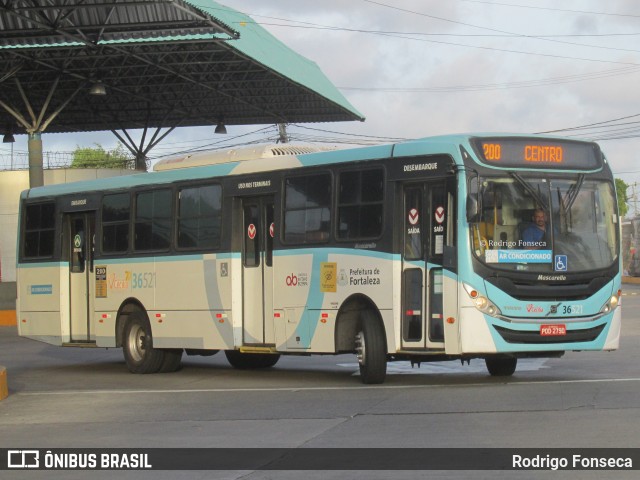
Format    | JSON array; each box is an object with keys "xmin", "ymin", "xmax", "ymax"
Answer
[{"xmin": 555, "ymin": 255, "xmax": 568, "ymax": 272}]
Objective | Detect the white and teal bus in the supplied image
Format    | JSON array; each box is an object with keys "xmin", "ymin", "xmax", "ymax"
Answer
[{"xmin": 16, "ymin": 135, "xmax": 621, "ymax": 383}]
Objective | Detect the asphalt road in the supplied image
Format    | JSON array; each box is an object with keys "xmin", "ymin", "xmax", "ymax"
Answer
[{"xmin": 1, "ymin": 285, "xmax": 640, "ymax": 479}]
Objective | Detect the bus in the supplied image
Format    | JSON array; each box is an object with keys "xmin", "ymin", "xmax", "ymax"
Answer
[{"xmin": 16, "ymin": 135, "xmax": 621, "ymax": 384}]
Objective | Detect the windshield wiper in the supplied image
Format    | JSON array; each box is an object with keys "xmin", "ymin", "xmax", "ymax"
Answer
[
  {"xmin": 564, "ymin": 174, "xmax": 585, "ymax": 212},
  {"xmin": 555, "ymin": 174, "xmax": 585, "ymax": 232},
  {"xmin": 510, "ymin": 172, "xmax": 548, "ymax": 210}
]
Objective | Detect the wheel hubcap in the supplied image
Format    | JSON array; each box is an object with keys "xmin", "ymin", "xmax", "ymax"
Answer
[{"xmin": 127, "ymin": 324, "xmax": 146, "ymax": 362}]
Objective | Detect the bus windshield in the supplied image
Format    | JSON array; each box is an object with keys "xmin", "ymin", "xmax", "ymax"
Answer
[{"xmin": 470, "ymin": 174, "xmax": 618, "ymax": 273}]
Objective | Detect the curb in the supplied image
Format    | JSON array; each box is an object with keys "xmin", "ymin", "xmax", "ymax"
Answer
[
  {"xmin": 0, "ymin": 366, "xmax": 7, "ymax": 401},
  {"xmin": 0, "ymin": 310, "xmax": 16, "ymax": 327},
  {"xmin": 622, "ymin": 276, "xmax": 640, "ymax": 285}
]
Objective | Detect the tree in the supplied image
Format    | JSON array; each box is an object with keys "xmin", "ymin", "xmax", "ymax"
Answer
[
  {"xmin": 71, "ymin": 143, "xmax": 134, "ymax": 169},
  {"xmin": 615, "ymin": 178, "xmax": 629, "ymax": 219}
]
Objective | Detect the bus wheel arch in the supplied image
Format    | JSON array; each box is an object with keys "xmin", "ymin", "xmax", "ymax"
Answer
[
  {"xmin": 115, "ymin": 299, "xmax": 148, "ymax": 348},
  {"xmin": 116, "ymin": 300, "xmax": 166, "ymax": 374}
]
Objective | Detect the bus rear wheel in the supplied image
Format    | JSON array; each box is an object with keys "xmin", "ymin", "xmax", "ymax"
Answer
[
  {"xmin": 225, "ymin": 350, "xmax": 280, "ymax": 369},
  {"xmin": 355, "ymin": 310, "xmax": 387, "ymax": 384},
  {"xmin": 485, "ymin": 356, "xmax": 517, "ymax": 376},
  {"xmin": 158, "ymin": 349, "xmax": 183, "ymax": 373},
  {"xmin": 122, "ymin": 312, "xmax": 165, "ymax": 374}
]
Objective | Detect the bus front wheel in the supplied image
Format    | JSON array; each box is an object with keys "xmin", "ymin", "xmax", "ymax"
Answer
[
  {"xmin": 122, "ymin": 312, "xmax": 165, "ymax": 374},
  {"xmin": 485, "ymin": 356, "xmax": 517, "ymax": 376},
  {"xmin": 355, "ymin": 310, "xmax": 387, "ymax": 384}
]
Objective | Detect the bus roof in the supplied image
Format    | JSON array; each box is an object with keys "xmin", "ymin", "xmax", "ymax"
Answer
[
  {"xmin": 21, "ymin": 134, "xmax": 600, "ymax": 200},
  {"xmin": 153, "ymin": 144, "xmax": 333, "ymax": 171}
]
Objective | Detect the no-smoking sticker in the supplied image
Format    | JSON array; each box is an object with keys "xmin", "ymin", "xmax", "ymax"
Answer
[
  {"xmin": 408, "ymin": 208, "xmax": 419, "ymax": 225},
  {"xmin": 247, "ymin": 223, "xmax": 256, "ymax": 239},
  {"xmin": 435, "ymin": 206, "xmax": 445, "ymax": 224}
]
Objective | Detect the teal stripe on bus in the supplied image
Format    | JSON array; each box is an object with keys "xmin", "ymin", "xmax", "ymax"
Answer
[
  {"xmin": 274, "ymin": 248, "xmax": 398, "ymax": 261},
  {"xmin": 17, "ymin": 262, "xmax": 66, "ymax": 268},
  {"xmin": 298, "ymin": 144, "xmax": 394, "ymax": 166},
  {"xmin": 24, "ymin": 162, "xmax": 240, "ymax": 198},
  {"xmin": 98, "ymin": 252, "xmax": 241, "ymax": 264}
]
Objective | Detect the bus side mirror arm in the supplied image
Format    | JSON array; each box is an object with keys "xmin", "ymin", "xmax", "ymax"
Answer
[
  {"xmin": 443, "ymin": 246, "xmax": 457, "ymax": 269},
  {"xmin": 466, "ymin": 194, "xmax": 479, "ymax": 222}
]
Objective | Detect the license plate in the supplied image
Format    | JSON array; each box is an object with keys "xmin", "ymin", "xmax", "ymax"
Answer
[{"xmin": 540, "ymin": 324, "xmax": 567, "ymax": 336}]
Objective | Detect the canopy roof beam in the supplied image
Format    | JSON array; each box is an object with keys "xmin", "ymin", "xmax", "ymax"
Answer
[
  {"xmin": 112, "ymin": 125, "xmax": 176, "ymax": 171},
  {"xmin": 0, "ymin": 0, "xmax": 363, "ymax": 188}
]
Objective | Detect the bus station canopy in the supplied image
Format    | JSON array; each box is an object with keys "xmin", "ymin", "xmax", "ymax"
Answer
[{"xmin": 0, "ymin": 0, "xmax": 364, "ymax": 137}]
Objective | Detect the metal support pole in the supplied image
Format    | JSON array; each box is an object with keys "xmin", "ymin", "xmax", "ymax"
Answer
[
  {"xmin": 28, "ymin": 132, "xmax": 44, "ymax": 188},
  {"xmin": 277, "ymin": 123, "xmax": 288, "ymax": 143},
  {"xmin": 135, "ymin": 152, "xmax": 147, "ymax": 171}
]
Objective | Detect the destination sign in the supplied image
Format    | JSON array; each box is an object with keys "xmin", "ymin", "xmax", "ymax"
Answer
[{"xmin": 471, "ymin": 137, "xmax": 602, "ymax": 170}]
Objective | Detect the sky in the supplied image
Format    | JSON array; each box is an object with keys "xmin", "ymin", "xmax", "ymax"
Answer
[{"xmin": 2, "ymin": 0, "xmax": 640, "ymax": 211}]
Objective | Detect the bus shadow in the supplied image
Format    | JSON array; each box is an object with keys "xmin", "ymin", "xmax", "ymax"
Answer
[{"xmin": 7, "ymin": 346, "xmax": 595, "ymax": 395}]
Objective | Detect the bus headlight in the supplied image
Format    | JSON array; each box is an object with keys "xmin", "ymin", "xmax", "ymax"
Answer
[
  {"xmin": 474, "ymin": 296, "xmax": 488, "ymax": 309},
  {"xmin": 464, "ymin": 284, "xmax": 502, "ymax": 317},
  {"xmin": 601, "ymin": 290, "xmax": 621, "ymax": 314}
]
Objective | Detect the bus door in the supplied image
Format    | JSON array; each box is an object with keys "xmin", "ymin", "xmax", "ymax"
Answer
[
  {"xmin": 401, "ymin": 184, "xmax": 449, "ymax": 350},
  {"xmin": 66, "ymin": 212, "xmax": 96, "ymax": 343},
  {"xmin": 240, "ymin": 196, "xmax": 275, "ymax": 345}
]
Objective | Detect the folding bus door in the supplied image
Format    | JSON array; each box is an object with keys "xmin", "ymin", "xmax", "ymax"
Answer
[
  {"xmin": 240, "ymin": 196, "xmax": 275, "ymax": 345},
  {"xmin": 66, "ymin": 212, "xmax": 96, "ymax": 343},
  {"xmin": 401, "ymin": 184, "xmax": 448, "ymax": 350}
]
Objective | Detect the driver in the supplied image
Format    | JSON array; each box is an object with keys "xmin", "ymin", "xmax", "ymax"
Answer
[{"xmin": 521, "ymin": 208, "xmax": 548, "ymax": 249}]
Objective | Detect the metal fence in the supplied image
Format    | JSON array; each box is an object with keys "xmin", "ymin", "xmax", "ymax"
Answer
[
  {"xmin": 0, "ymin": 151, "xmax": 74, "ymax": 170},
  {"xmin": 0, "ymin": 151, "xmax": 135, "ymax": 170}
]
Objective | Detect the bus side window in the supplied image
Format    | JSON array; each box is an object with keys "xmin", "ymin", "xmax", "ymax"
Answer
[
  {"xmin": 177, "ymin": 184, "xmax": 223, "ymax": 250},
  {"xmin": 102, "ymin": 193, "xmax": 130, "ymax": 254},
  {"xmin": 24, "ymin": 202, "xmax": 56, "ymax": 258},
  {"xmin": 337, "ymin": 168, "xmax": 384, "ymax": 240},
  {"xmin": 283, "ymin": 174, "xmax": 331, "ymax": 244},
  {"xmin": 134, "ymin": 189, "xmax": 172, "ymax": 251}
]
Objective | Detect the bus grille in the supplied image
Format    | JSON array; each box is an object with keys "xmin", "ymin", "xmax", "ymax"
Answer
[
  {"xmin": 486, "ymin": 276, "xmax": 610, "ymax": 301},
  {"xmin": 493, "ymin": 325, "xmax": 605, "ymax": 344}
]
